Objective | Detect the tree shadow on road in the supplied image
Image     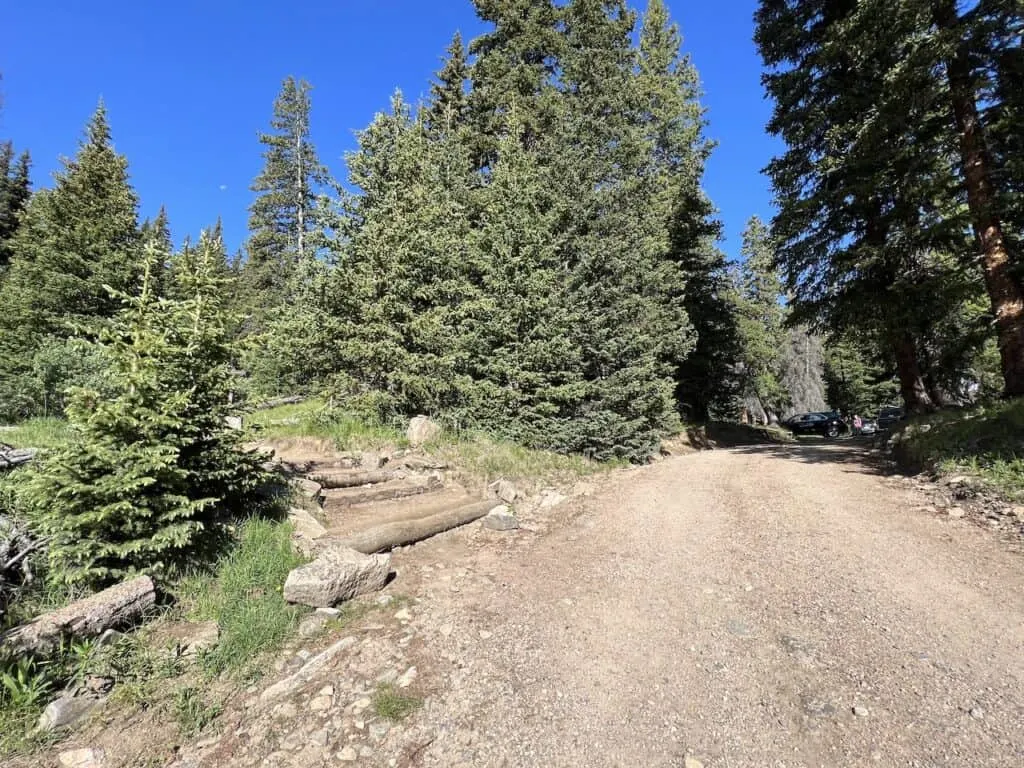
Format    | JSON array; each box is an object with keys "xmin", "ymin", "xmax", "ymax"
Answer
[{"xmin": 725, "ymin": 439, "xmax": 898, "ymax": 477}]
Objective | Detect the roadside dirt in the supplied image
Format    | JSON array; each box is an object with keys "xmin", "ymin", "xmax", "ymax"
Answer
[{"xmin": 39, "ymin": 442, "xmax": 1024, "ymax": 767}]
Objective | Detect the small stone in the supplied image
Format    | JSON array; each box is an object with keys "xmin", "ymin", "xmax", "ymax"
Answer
[
  {"xmin": 853, "ymin": 705, "xmax": 869, "ymax": 717},
  {"xmin": 946, "ymin": 507, "xmax": 966, "ymax": 518},
  {"xmin": 310, "ymin": 729, "xmax": 330, "ymax": 746},
  {"xmin": 354, "ymin": 719, "xmax": 366, "ymax": 730},
  {"xmin": 969, "ymin": 707, "xmax": 984, "ymax": 719},
  {"xmin": 397, "ymin": 666, "xmax": 418, "ymax": 688},
  {"xmin": 309, "ymin": 696, "xmax": 333, "ymax": 712},
  {"xmin": 359, "ymin": 746, "xmax": 374, "ymax": 758},
  {"xmin": 683, "ymin": 757, "xmax": 704, "ymax": 768},
  {"xmin": 85, "ymin": 675, "xmax": 114, "ymax": 695},
  {"xmin": 318, "ymin": 685, "xmax": 335, "ymax": 697},
  {"xmin": 395, "ymin": 607, "xmax": 412, "ymax": 622},
  {"xmin": 369, "ymin": 722, "xmax": 391, "ymax": 743},
  {"xmin": 316, "ymin": 606, "xmax": 342, "ymax": 617},
  {"xmin": 1012, "ymin": 506, "xmax": 1024, "ymax": 521},
  {"xmin": 58, "ymin": 748, "xmax": 106, "ymax": 768},
  {"xmin": 338, "ymin": 745, "xmax": 359, "ymax": 762},
  {"xmin": 352, "ymin": 696, "xmax": 372, "ymax": 713},
  {"xmin": 39, "ymin": 695, "xmax": 104, "ymax": 731},
  {"xmin": 439, "ymin": 623, "xmax": 453, "ymax": 637},
  {"xmin": 299, "ymin": 613, "xmax": 331, "ymax": 638},
  {"xmin": 482, "ymin": 505, "xmax": 520, "ymax": 532},
  {"xmin": 479, "ymin": 630, "xmax": 493, "ymax": 640}
]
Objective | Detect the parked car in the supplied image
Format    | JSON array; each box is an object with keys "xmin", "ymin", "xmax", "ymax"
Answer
[
  {"xmin": 875, "ymin": 406, "xmax": 905, "ymax": 431},
  {"xmin": 784, "ymin": 412, "xmax": 848, "ymax": 439},
  {"xmin": 859, "ymin": 419, "xmax": 878, "ymax": 435}
]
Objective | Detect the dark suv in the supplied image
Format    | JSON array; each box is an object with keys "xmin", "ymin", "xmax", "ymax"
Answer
[
  {"xmin": 784, "ymin": 412, "xmax": 848, "ymax": 439},
  {"xmin": 875, "ymin": 406, "xmax": 905, "ymax": 431}
]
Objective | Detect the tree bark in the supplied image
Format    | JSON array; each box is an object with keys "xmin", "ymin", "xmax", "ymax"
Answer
[
  {"xmin": 933, "ymin": 0, "xmax": 1024, "ymax": 396},
  {"xmin": 338, "ymin": 501, "xmax": 496, "ymax": 554},
  {"xmin": 310, "ymin": 469, "xmax": 400, "ymax": 489},
  {"xmin": 2, "ymin": 575, "xmax": 156, "ymax": 655},
  {"xmin": 892, "ymin": 332, "xmax": 935, "ymax": 413}
]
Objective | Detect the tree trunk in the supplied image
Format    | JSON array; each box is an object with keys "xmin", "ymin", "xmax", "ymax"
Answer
[
  {"xmin": 338, "ymin": 501, "xmax": 496, "ymax": 554},
  {"xmin": 933, "ymin": 0, "xmax": 1024, "ymax": 396},
  {"xmin": 2, "ymin": 575, "xmax": 156, "ymax": 655},
  {"xmin": 892, "ymin": 333, "xmax": 935, "ymax": 413},
  {"xmin": 310, "ymin": 469, "xmax": 399, "ymax": 489}
]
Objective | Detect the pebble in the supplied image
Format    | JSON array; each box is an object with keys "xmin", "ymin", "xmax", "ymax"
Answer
[
  {"xmin": 439, "ymin": 623, "xmax": 454, "ymax": 637},
  {"xmin": 970, "ymin": 707, "xmax": 985, "ymax": 719},
  {"xmin": 397, "ymin": 666, "xmax": 418, "ymax": 688},
  {"xmin": 58, "ymin": 748, "xmax": 106, "ymax": 768},
  {"xmin": 275, "ymin": 701, "xmax": 298, "ymax": 719},
  {"xmin": 684, "ymin": 757, "xmax": 704, "ymax": 768},
  {"xmin": 352, "ymin": 696, "xmax": 372, "ymax": 713},
  {"xmin": 309, "ymin": 695, "xmax": 333, "ymax": 712},
  {"xmin": 310, "ymin": 730, "xmax": 330, "ymax": 747},
  {"xmin": 946, "ymin": 507, "xmax": 966, "ymax": 518},
  {"xmin": 479, "ymin": 630, "xmax": 493, "ymax": 640},
  {"xmin": 338, "ymin": 745, "xmax": 358, "ymax": 762},
  {"xmin": 395, "ymin": 608, "xmax": 412, "ymax": 622},
  {"xmin": 853, "ymin": 705, "xmax": 869, "ymax": 717}
]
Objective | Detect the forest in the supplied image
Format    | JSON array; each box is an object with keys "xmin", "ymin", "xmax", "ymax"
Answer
[{"xmin": 0, "ymin": 0, "xmax": 1020, "ymax": 612}]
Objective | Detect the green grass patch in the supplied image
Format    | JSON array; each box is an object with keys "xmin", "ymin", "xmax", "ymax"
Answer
[
  {"xmin": 0, "ymin": 417, "xmax": 71, "ymax": 450},
  {"xmin": 248, "ymin": 399, "xmax": 406, "ymax": 450},
  {"xmin": 372, "ymin": 683, "xmax": 422, "ymax": 722},
  {"xmin": 895, "ymin": 398, "xmax": 1024, "ymax": 501},
  {"xmin": 172, "ymin": 686, "xmax": 223, "ymax": 737},
  {"xmin": 436, "ymin": 431, "xmax": 625, "ymax": 484},
  {"xmin": 174, "ymin": 518, "xmax": 306, "ymax": 678}
]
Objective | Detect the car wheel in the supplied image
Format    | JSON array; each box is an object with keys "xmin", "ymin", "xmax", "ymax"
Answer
[{"xmin": 826, "ymin": 425, "xmax": 839, "ymax": 439}]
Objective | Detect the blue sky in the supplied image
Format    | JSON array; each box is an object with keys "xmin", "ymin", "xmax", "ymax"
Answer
[{"xmin": 2, "ymin": 0, "xmax": 778, "ymax": 260}]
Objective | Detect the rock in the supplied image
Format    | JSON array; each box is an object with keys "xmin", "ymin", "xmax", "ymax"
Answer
[
  {"xmin": 406, "ymin": 415, "xmax": 442, "ymax": 447},
  {"xmin": 316, "ymin": 606, "xmax": 342, "ymax": 617},
  {"xmin": 352, "ymin": 697, "xmax": 372, "ymax": 713},
  {"xmin": 179, "ymin": 620, "xmax": 220, "ymax": 657},
  {"xmin": 298, "ymin": 612, "xmax": 331, "ymax": 638},
  {"xmin": 338, "ymin": 746, "xmax": 358, "ymax": 762},
  {"xmin": 359, "ymin": 746, "xmax": 374, "ymax": 758},
  {"xmin": 397, "ymin": 666, "xmax": 418, "ymax": 688},
  {"xmin": 260, "ymin": 636, "xmax": 357, "ymax": 704},
  {"xmin": 1012, "ymin": 506, "xmax": 1024, "ymax": 521},
  {"xmin": 288, "ymin": 507, "xmax": 327, "ymax": 542},
  {"xmin": 310, "ymin": 729, "xmax": 330, "ymax": 747},
  {"xmin": 683, "ymin": 757, "xmax": 704, "ymax": 768},
  {"xmin": 487, "ymin": 479, "xmax": 518, "ymax": 503},
  {"xmin": 58, "ymin": 748, "xmax": 106, "ymax": 768},
  {"xmin": 439, "ymin": 623, "xmax": 453, "ymax": 638},
  {"xmin": 482, "ymin": 505, "xmax": 519, "ymax": 532},
  {"xmin": 283, "ymin": 546, "xmax": 391, "ymax": 608},
  {"xmin": 369, "ymin": 722, "xmax": 391, "ymax": 743},
  {"xmin": 309, "ymin": 695, "xmax": 333, "ymax": 712},
  {"xmin": 294, "ymin": 478, "xmax": 323, "ymax": 502},
  {"xmin": 85, "ymin": 675, "xmax": 114, "ymax": 695},
  {"xmin": 360, "ymin": 451, "xmax": 386, "ymax": 469},
  {"xmin": 39, "ymin": 695, "xmax": 104, "ymax": 731},
  {"xmin": 394, "ymin": 608, "xmax": 412, "ymax": 622},
  {"xmin": 970, "ymin": 707, "xmax": 985, "ymax": 719},
  {"xmin": 853, "ymin": 705, "xmax": 869, "ymax": 717},
  {"xmin": 539, "ymin": 490, "xmax": 567, "ymax": 509},
  {"xmin": 224, "ymin": 415, "xmax": 243, "ymax": 431},
  {"xmin": 946, "ymin": 506, "xmax": 966, "ymax": 519}
]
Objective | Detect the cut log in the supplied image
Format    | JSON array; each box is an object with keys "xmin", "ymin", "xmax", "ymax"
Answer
[
  {"xmin": 1, "ymin": 575, "xmax": 156, "ymax": 655},
  {"xmin": 338, "ymin": 500, "xmax": 497, "ymax": 554},
  {"xmin": 310, "ymin": 469, "xmax": 400, "ymax": 489},
  {"xmin": 322, "ymin": 474, "xmax": 442, "ymax": 509}
]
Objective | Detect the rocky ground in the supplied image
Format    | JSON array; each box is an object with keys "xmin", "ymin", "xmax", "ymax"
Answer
[{"xmin": 40, "ymin": 441, "xmax": 1024, "ymax": 767}]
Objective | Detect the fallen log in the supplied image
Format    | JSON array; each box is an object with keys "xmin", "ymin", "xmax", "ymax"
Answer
[
  {"xmin": 338, "ymin": 500, "xmax": 497, "ymax": 554},
  {"xmin": 0, "ymin": 446, "xmax": 38, "ymax": 470},
  {"xmin": 322, "ymin": 474, "xmax": 442, "ymax": 509},
  {"xmin": 1, "ymin": 575, "xmax": 156, "ymax": 655},
  {"xmin": 255, "ymin": 395, "xmax": 304, "ymax": 410},
  {"xmin": 310, "ymin": 469, "xmax": 399, "ymax": 489}
]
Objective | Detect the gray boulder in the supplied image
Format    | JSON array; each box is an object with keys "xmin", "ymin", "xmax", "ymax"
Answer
[
  {"xmin": 406, "ymin": 415, "xmax": 442, "ymax": 447},
  {"xmin": 482, "ymin": 505, "xmax": 520, "ymax": 531},
  {"xmin": 283, "ymin": 546, "xmax": 391, "ymax": 608}
]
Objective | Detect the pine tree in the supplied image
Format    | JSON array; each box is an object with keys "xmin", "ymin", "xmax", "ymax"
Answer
[
  {"xmin": 427, "ymin": 32, "xmax": 471, "ymax": 135},
  {"xmin": 0, "ymin": 104, "xmax": 140, "ymax": 419},
  {"xmin": 0, "ymin": 143, "xmax": 31, "ymax": 272},
  {"xmin": 25, "ymin": 239, "xmax": 266, "ymax": 587},
  {"xmin": 735, "ymin": 216, "xmax": 787, "ymax": 421},
  {"xmin": 245, "ymin": 76, "xmax": 330, "ymax": 302}
]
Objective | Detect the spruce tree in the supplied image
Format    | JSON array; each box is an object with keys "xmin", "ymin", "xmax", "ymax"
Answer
[
  {"xmin": 0, "ymin": 143, "xmax": 31, "ymax": 272},
  {"xmin": 25, "ymin": 239, "xmax": 266, "ymax": 587},
  {"xmin": 0, "ymin": 104, "xmax": 140, "ymax": 419},
  {"xmin": 427, "ymin": 32, "xmax": 471, "ymax": 135},
  {"xmin": 245, "ymin": 76, "xmax": 330, "ymax": 302}
]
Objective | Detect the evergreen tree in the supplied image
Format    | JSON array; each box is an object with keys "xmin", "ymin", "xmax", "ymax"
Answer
[
  {"xmin": 0, "ymin": 143, "xmax": 31, "ymax": 272},
  {"xmin": 25, "ymin": 240, "xmax": 266, "ymax": 587},
  {"xmin": 244, "ymin": 76, "xmax": 330, "ymax": 303},
  {"xmin": 735, "ymin": 216, "xmax": 787, "ymax": 421},
  {"xmin": 427, "ymin": 32, "xmax": 471, "ymax": 134},
  {"xmin": 0, "ymin": 104, "xmax": 140, "ymax": 419}
]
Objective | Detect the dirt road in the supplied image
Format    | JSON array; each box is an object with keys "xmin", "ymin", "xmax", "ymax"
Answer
[{"xmin": 406, "ymin": 444, "xmax": 1024, "ymax": 767}]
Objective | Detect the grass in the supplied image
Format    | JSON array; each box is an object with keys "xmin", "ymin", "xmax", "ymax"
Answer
[
  {"xmin": 172, "ymin": 687, "xmax": 223, "ymax": 737},
  {"xmin": 0, "ymin": 417, "xmax": 71, "ymax": 450},
  {"xmin": 372, "ymin": 683, "xmax": 422, "ymax": 722},
  {"xmin": 436, "ymin": 431, "xmax": 625, "ymax": 484},
  {"xmin": 175, "ymin": 518, "xmax": 307, "ymax": 679},
  {"xmin": 247, "ymin": 398, "xmax": 405, "ymax": 450},
  {"xmin": 894, "ymin": 398, "xmax": 1024, "ymax": 501}
]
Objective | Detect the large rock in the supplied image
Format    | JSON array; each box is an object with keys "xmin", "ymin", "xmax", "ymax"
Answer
[
  {"xmin": 406, "ymin": 415, "xmax": 442, "ymax": 447},
  {"xmin": 283, "ymin": 547, "xmax": 390, "ymax": 608},
  {"xmin": 58, "ymin": 748, "xmax": 105, "ymax": 768},
  {"xmin": 488, "ymin": 479, "xmax": 518, "ymax": 503},
  {"xmin": 287, "ymin": 507, "xmax": 327, "ymax": 556}
]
